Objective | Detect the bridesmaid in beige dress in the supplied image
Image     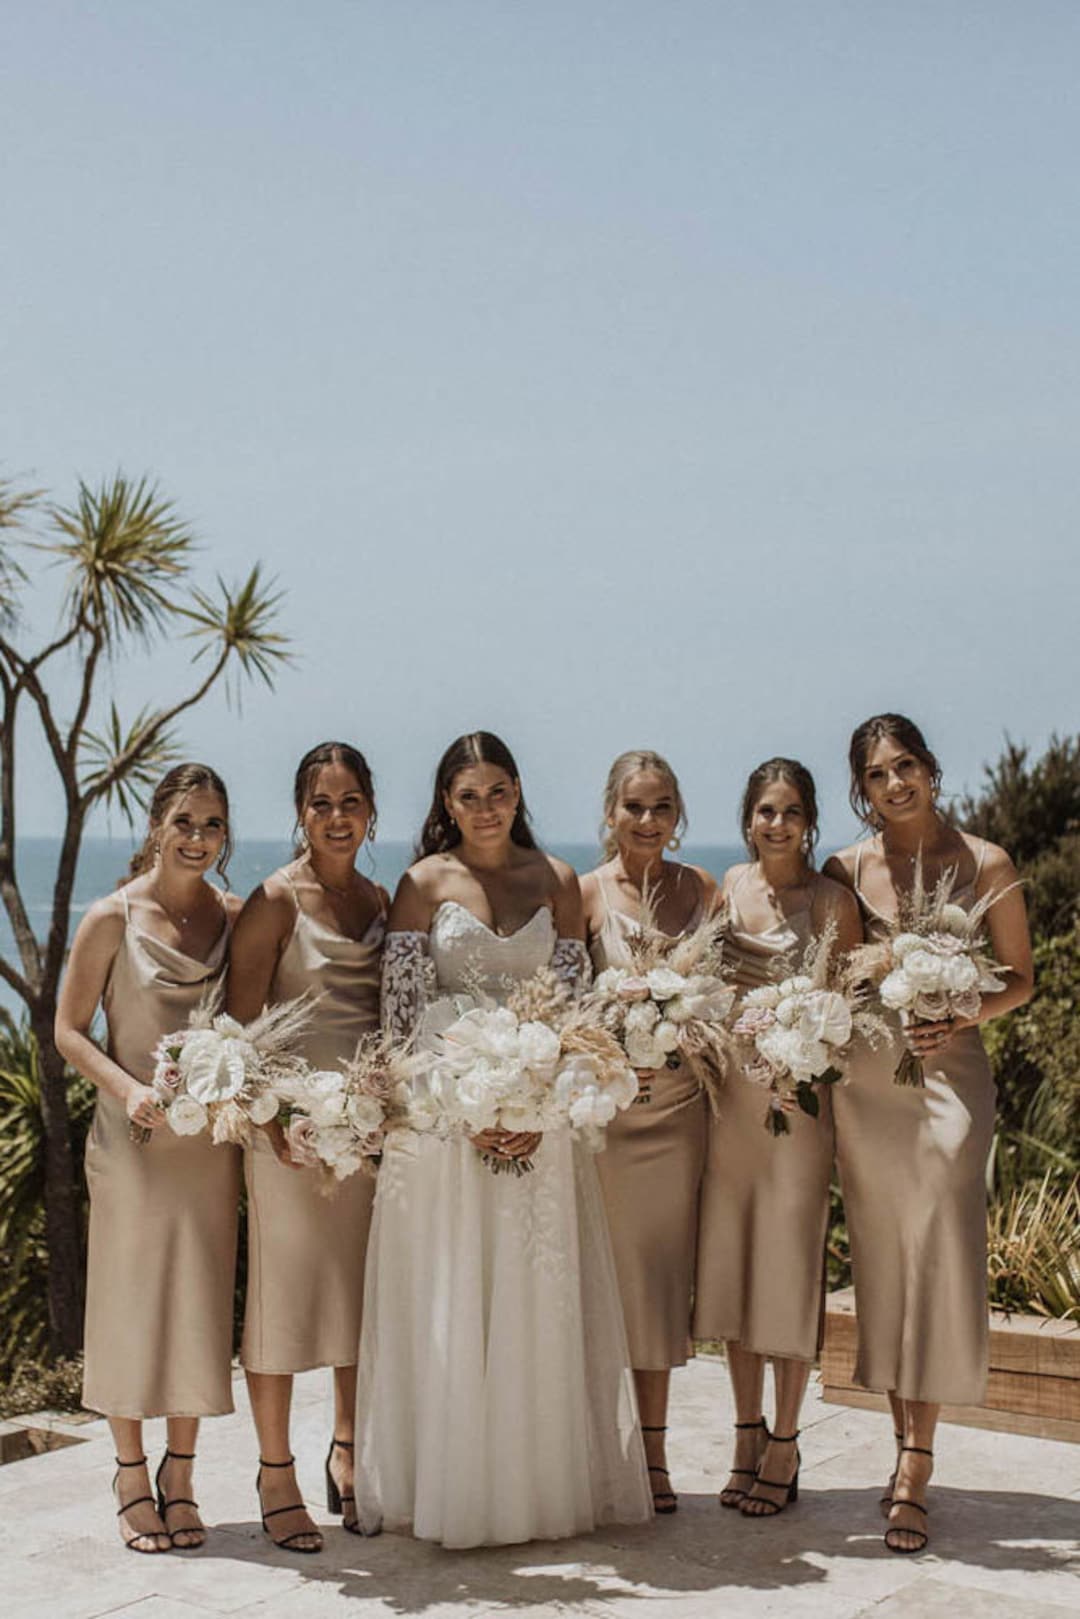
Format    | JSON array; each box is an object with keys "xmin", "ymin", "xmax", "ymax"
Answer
[
  {"xmin": 582, "ymin": 750, "xmax": 718, "ymax": 1514},
  {"xmin": 694, "ymin": 759, "xmax": 861, "ymax": 1518},
  {"xmin": 56, "ymin": 764, "xmax": 241, "ymax": 1554},
  {"xmin": 826, "ymin": 714, "xmax": 1032, "ymax": 1553},
  {"xmin": 227, "ymin": 741, "xmax": 386, "ymax": 1552}
]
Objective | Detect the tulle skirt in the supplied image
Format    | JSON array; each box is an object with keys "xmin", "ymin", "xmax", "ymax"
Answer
[{"xmin": 355, "ymin": 1127, "xmax": 652, "ymax": 1547}]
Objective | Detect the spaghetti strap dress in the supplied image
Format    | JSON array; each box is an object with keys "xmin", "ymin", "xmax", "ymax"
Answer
[
  {"xmin": 241, "ymin": 871, "xmax": 383, "ymax": 1374},
  {"xmin": 83, "ymin": 888, "xmax": 240, "ymax": 1418},
  {"xmin": 589, "ymin": 873, "xmax": 708, "ymax": 1370},
  {"xmin": 693, "ymin": 870, "xmax": 834, "ymax": 1362},
  {"xmin": 833, "ymin": 840, "xmax": 995, "ymax": 1405}
]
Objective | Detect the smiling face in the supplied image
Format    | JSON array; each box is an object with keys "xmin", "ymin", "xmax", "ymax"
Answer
[
  {"xmin": 747, "ymin": 776, "xmax": 809, "ymax": 860},
  {"xmin": 608, "ymin": 769, "xmax": 679, "ymax": 861},
  {"xmin": 861, "ymin": 737, "xmax": 937, "ymax": 827},
  {"xmin": 300, "ymin": 761, "xmax": 372, "ymax": 863},
  {"xmin": 154, "ymin": 788, "xmax": 229, "ymax": 878},
  {"xmin": 444, "ymin": 762, "xmax": 521, "ymax": 848}
]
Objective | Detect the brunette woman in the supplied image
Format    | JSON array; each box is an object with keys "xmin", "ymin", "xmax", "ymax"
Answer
[
  {"xmin": 56, "ymin": 764, "xmax": 241, "ymax": 1553},
  {"xmin": 581, "ymin": 749, "xmax": 718, "ymax": 1514},
  {"xmin": 825, "ymin": 715, "xmax": 1032, "ymax": 1553},
  {"xmin": 227, "ymin": 743, "xmax": 387, "ymax": 1551},
  {"xmin": 694, "ymin": 759, "xmax": 861, "ymax": 1517}
]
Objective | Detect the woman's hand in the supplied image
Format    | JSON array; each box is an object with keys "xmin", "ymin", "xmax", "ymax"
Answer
[
  {"xmin": 470, "ymin": 1128, "xmax": 542, "ymax": 1161},
  {"xmin": 904, "ymin": 1018, "xmax": 961, "ymax": 1058},
  {"xmin": 124, "ymin": 1083, "xmax": 165, "ymax": 1133}
]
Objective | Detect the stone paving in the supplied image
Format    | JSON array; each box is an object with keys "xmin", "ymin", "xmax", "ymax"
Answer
[{"xmin": 2, "ymin": 1355, "xmax": 1078, "ymax": 1619}]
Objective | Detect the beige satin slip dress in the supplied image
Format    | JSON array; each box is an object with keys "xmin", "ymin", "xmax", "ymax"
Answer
[
  {"xmin": 589, "ymin": 872, "xmax": 709, "ymax": 1370},
  {"xmin": 833, "ymin": 841, "xmax": 996, "ymax": 1405},
  {"xmin": 241, "ymin": 870, "xmax": 383, "ymax": 1374},
  {"xmin": 83, "ymin": 887, "xmax": 240, "ymax": 1418},
  {"xmin": 692, "ymin": 871, "xmax": 834, "ymax": 1361}
]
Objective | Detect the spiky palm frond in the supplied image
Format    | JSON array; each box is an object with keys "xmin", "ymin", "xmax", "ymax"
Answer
[
  {"xmin": 78, "ymin": 702, "xmax": 181, "ymax": 823},
  {"xmin": 183, "ymin": 563, "xmax": 292, "ymax": 688},
  {"xmin": 0, "ymin": 478, "xmax": 43, "ymax": 628},
  {"xmin": 43, "ymin": 474, "xmax": 194, "ymax": 643}
]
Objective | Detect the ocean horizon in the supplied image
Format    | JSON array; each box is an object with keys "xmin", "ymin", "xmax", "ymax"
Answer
[{"xmin": 1, "ymin": 836, "xmax": 745, "ymax": 1017}]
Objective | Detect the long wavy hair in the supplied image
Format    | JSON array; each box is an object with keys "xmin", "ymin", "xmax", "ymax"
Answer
[
  {"xmin": 126, "ymin": 763, "xmax": 232, "ymax": 882},
  {"xmin": 739, "ymin": 757, "xmax": 819, "ymax": 863},
  {"xmin": 847, "ymin": 713, "xmax": 942, "ymax": 827},
  {"xmin": 292, "ymin": 741, "xmax": 377, "ymax": 852},
  {"xmin": 600, "ymin": 749, "xmax": 687, "ymax": 860},
  {"xmin": 417, "ymin": 731, "xmax": 537, "ymax": 858}
]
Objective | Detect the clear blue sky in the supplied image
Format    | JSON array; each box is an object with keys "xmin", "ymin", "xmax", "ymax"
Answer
[{"xmin": 3, "ymin": 1, "xmax": 1078, "ymax": 850}]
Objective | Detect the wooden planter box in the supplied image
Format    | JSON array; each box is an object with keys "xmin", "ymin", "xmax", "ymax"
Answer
[{"xmin": 821, "ymin": 1287, "xmax": 1080, "ymax": 1443}]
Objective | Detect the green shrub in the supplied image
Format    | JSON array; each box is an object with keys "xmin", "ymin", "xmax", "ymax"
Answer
[
  {"xmin": 987, "ymin": 1175, "xmax": 1080, "ymax": 1319},
  {"xmin": 0, "ymin": 1355, "xmax": 85, "ymax": 1419}
]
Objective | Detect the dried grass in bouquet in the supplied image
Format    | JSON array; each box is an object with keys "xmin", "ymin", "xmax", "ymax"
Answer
[{"xmin": 845, "ymin": 853, "xmax": 1013, "ymax": 1086}]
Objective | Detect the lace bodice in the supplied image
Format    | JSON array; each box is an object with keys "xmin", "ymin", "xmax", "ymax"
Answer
[{"xmin": 382, "ymin": 902, "xmax": 589, "ymax": 1042}]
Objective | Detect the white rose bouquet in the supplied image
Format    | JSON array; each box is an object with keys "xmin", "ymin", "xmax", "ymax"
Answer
[
  {"xmin": 733, "ymin": 923, "xmax": 884, "ymax": 1135},
  {"xmin": 276, "ymin": 1030, "xmax": 413, "ymax": 1188},
  {"xmin": 585, "ymin": 900, "xmax": 736, "ymax": 1110},
  {"xmin": 846, "ymin": 857, "xmax": 1011, "ymax": 1086},
  {"xmin": 410, "ymin": 969, "xmax": 639, "ymax": 1172},
  {"xmin": 141, "ymin": 996, "xmax": 314, "ymax": 1145}
]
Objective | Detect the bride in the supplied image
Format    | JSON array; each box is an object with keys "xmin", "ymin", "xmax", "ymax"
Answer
[{"xmin": 355, "ymin": 731, "xmax": 652, "ymax": 1547}]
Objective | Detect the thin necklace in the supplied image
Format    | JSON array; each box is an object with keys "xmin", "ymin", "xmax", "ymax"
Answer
[
  {"xmin": 306, "ymin": 855, "xmax": 355, "ymax": 897},
  {"xmin": 152, "ymin": 881, "xmax": 196, "ymax": 928}
]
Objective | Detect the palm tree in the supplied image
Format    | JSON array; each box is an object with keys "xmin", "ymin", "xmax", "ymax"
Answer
[{"xmin": 0, "ymin": 472, "xmax": 291, "ymax": 1357}]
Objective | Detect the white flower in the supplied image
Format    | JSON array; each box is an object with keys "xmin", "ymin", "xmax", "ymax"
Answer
[
  {"xmin": 555, "ymin": 1053, "xmax": 602, "ymax": 1100},
  {"xmin": 880, "ymin": 968, "xmax": 917, "ymax": 1010},
  {"xmin": 654, "ymin": 1019, "xmax": 679, "ymax": 1054},
  {"xmin": 167, "ymin": 1094, "xmax": 208, "ymax": 1136},
  {"xmin": 941, "ymin": 954, "xmax": 979, "ymax": 995},
  {"xmin": 778, "ymin": 975, "xmax": 813, "ymax": 997},
  {"xmin": 797, "ymin": 990, "xmax": 852, "ymax": 1048},
  {"xmin": 179, "ymin": 1027, "xmax": 257, "ymax": 1104},
  {"xmin": 345, "ymin": 1092, "xmax": 385, "ymax": 1137},
  {"xmin": 569, "ymin": 1088, "xmax": 617, "ymax": 1130},
  {"xmin": 901, "ymin": 948, "xmax": 947, "ymax": 993},
  {"xmin": 247, "ymin": 1091, "xmax": 280, "ymax": 1127},
  {"xmin": 607, "ymin": 1065, "xmax": 639, "ymax": 1109},
  {"xmin": 517, "ymin": 1020, "xmax": 560, "ymax": 1079},
  {"xmin": 406, "ymin": 1092, "xmax": 442, "ymax": 1133},
  {"xmin": 743, "ymin": 984, "xmax": 781, "ymax": 1010},
  {"xmin": 302, "ymin": 1071, "xmax": 348, "ymax": 1127},
  {"xmin": 646, "ymin": 967, "xmax": 688, "ymax": 1001},
  {"xmin": 892, "ymin": 933, "xmax": 924, "ymax": 962},
  {"xmin": 939, "ymin": 904, "xmax": 970, "ymax": 937},
  {"xmin": 759, "ymin": 1024, "xmax": 828, "ymax": 1083},
  {"xmin": 615, "ymin": 975, "xmax": 651, "ymax": 1002},
  {"xmin": 595, "ymin": 967, "xmax": 627, "ymax": 995},
  {"xmin": 500, "ymin": 1100, "xmax": 546, "ymax": 1132},
  {"xmin": 626, "ymin": 1032, "xmax": 664, "ymax": 1069},
  {"xmin": 625, "ymin": 1001, "xmax": 660, "ymax": 1035},
  {"xmin": 775, "ymin": 995, "xmax": 800, "ymax": 1028}
]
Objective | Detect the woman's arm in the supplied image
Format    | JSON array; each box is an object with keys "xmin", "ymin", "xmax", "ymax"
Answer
[
  {"xmin": 55, "ymin": 900, "xmax": 163, "ymax": 1131},
  {"xmin": 224, "ymin": 882, "xmax": 293, "ymax": 1023},
  {"xmin": 970, "ymin": 844, "xmax": 1034, "ymax": 1022}
]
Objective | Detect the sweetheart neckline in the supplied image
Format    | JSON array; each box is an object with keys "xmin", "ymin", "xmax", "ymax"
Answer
[{"xmin": 432, "ymin": 899, "xmax": 554, "ymax": 942}]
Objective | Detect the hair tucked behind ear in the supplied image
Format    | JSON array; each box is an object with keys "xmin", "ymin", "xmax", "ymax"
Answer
[
  {"xmin": 599, "ymin": 750, "xmax": 687, "ymax": 860},
  {"xmin": 125, "ymin": 763, "xmax": 232, "ymax": 884},
  {"xmin": 847, "ymin": 714, "xmax": 942, "ymax": 827},
  {"xmin": 739, "ymin": 757, "xmax": 819, "ymax": 863},
  {"xmin": 417, "ymin": 731, "xmax": 537, "ymax": 858},
  {"xmin": 292, "ymin": 741, "xmax": 377, "ymax": 852}
]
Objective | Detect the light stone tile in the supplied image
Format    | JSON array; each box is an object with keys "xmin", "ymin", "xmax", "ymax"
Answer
[{"xmin": 852, "ymin": 1575, "xmax": 1079, "ymax": 1618}]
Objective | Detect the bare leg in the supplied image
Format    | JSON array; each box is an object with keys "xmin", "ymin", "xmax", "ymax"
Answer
[
  {"xmin": 109, "ymin": 1416, "xmax": 170, "ymax": 1553},
  {"xmin": 721, "ymin": 1343, "xmax": 767, "ymax": 1507},
  {"xmin": 159, "ymin": 1416, "xmax": 204, "ymax": 1547},
  {"xmin": 246, "ymin": 1370, "xmax": 322, "ymax": 1551},
  {"xmin": 880, "ymin": 1390, "xmax": 905, "ymax": 1516},
  {"xmin": 328, "ymin": 1364, "xmax": 358, "ymax": 1530},
  {"xmin": 742, "ymin": 1356, "xmax": 809, "ymax": 1515},
  {"xmin": 635, "ymin": 1368, "xmax": 675, "ymax": 1510},
  {"xmin": 886, "ymin": 1398, "xmax": 938, "ymax": 1553}
]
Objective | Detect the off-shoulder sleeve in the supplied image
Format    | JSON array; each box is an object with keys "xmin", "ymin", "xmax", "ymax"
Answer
[
  {"xmin": 381, "ymin": 930, "xmax": 436, "ymax": 1044},
  {"xmin": 552, "ymin": 937, "xmax": 592, "ymax": 993}
]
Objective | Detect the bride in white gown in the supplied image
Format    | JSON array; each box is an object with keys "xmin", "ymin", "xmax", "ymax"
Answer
[{"xmin": 355, "ymin": 732, "xmax": 651, "ymax": 1547}]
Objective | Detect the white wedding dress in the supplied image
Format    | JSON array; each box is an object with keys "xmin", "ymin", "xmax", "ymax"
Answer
[{"xmin": 354, "ymin": 901, "xmax": 652, "ymax": 1547}]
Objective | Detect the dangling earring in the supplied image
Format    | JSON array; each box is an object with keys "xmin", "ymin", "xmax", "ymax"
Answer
[
  {"xmin": 367, "ymin": 821, "xmax": 377, "ymax": 843},
  {"xmin": 667, "ymin": 835, "xmax": 682, "ymax": 852}
]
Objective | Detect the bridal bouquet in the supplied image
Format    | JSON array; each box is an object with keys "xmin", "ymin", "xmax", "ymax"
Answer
[
  {"xmin": 140, "ymin": 998, "xmax": 314, "ymax": 1145},
  {"xmin": 846, "ymin": 858, "xmax": 1010, "ymax": 1086},
  {"xmin": 733, "ymin": 924, "xmax": 885, "ymax": 1134},
  {"xmin": 411, "ymin": 970, "xmax": 639, "ymax": 1173},
  {"xmin": 276, "ymin": 1031, "xmax": 413, "ymax": 1186},
  {"xmin": 586, "ymin": 901, "xmax": 736, "ymax": 1110}
]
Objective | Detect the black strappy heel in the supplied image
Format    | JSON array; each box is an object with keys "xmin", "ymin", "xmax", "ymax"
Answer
[
  {"xmin": 641, "ymin": 1424, "xmax": 677, "ymax": 1514},
  {"xmin": 113, "ymin": 1456, "xmax": 169, "ymax": 1554},
  {"xmin": 325, "ymin": 1437, "xmax": 366, "ymax": 1536},
  {"xmin": 720, "ymin": 1418, "xmax": 767, "ymax": 1510},
  {"xmin": 740, "ymin": 1429, "xmax": 800, "ymax": 1517},
  {"xmin": 884, "ymin": 1445, "xmax": 932, "ymax": 1554},
  {"xmin": 257, "ymin": 1456, "xmax": 322, "ymax": 1553},
  {"xmin": 154, "ymin": 1449, "xmax": 204, "ymax": 1549}
]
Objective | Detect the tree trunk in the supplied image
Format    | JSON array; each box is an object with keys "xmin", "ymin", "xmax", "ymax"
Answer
[{"xmin": 32, "ymin": 1008, "xmax": 85, "ymax": 1358}]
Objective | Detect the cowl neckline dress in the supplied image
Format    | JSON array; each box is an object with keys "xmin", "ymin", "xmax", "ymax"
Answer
[
  {"xmin": 241, "ymin": 869, "xmax": 384, "ymax": 1374},
  {"xmin": 589, "ymin": 872, "xmax": 709, "ymax": 1371},
  {"xmin": 692, "ymin": 869, "xmax": 834, "ymax": 1362},
  {"xmin": 83, "ymin": 890, "xmax": 239, "ymax": 1418},
  {"xmin": 833, "ymin": 839, "xmax": 995, "ymax": 1405}
]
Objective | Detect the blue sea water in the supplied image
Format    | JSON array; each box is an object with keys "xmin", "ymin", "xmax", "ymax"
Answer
[{"xmin": 0, "ymin": 837, "xmax": 743, "ymax": 1018}]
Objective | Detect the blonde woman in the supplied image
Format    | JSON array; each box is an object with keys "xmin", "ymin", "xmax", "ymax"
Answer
[
  {"xmin": 56, "ymin": 764, "xmax": 241, "ymax": 1554},
  {"xmin": 582, "ymin": 749, "xmax": 718, "ymax": 1514}
]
